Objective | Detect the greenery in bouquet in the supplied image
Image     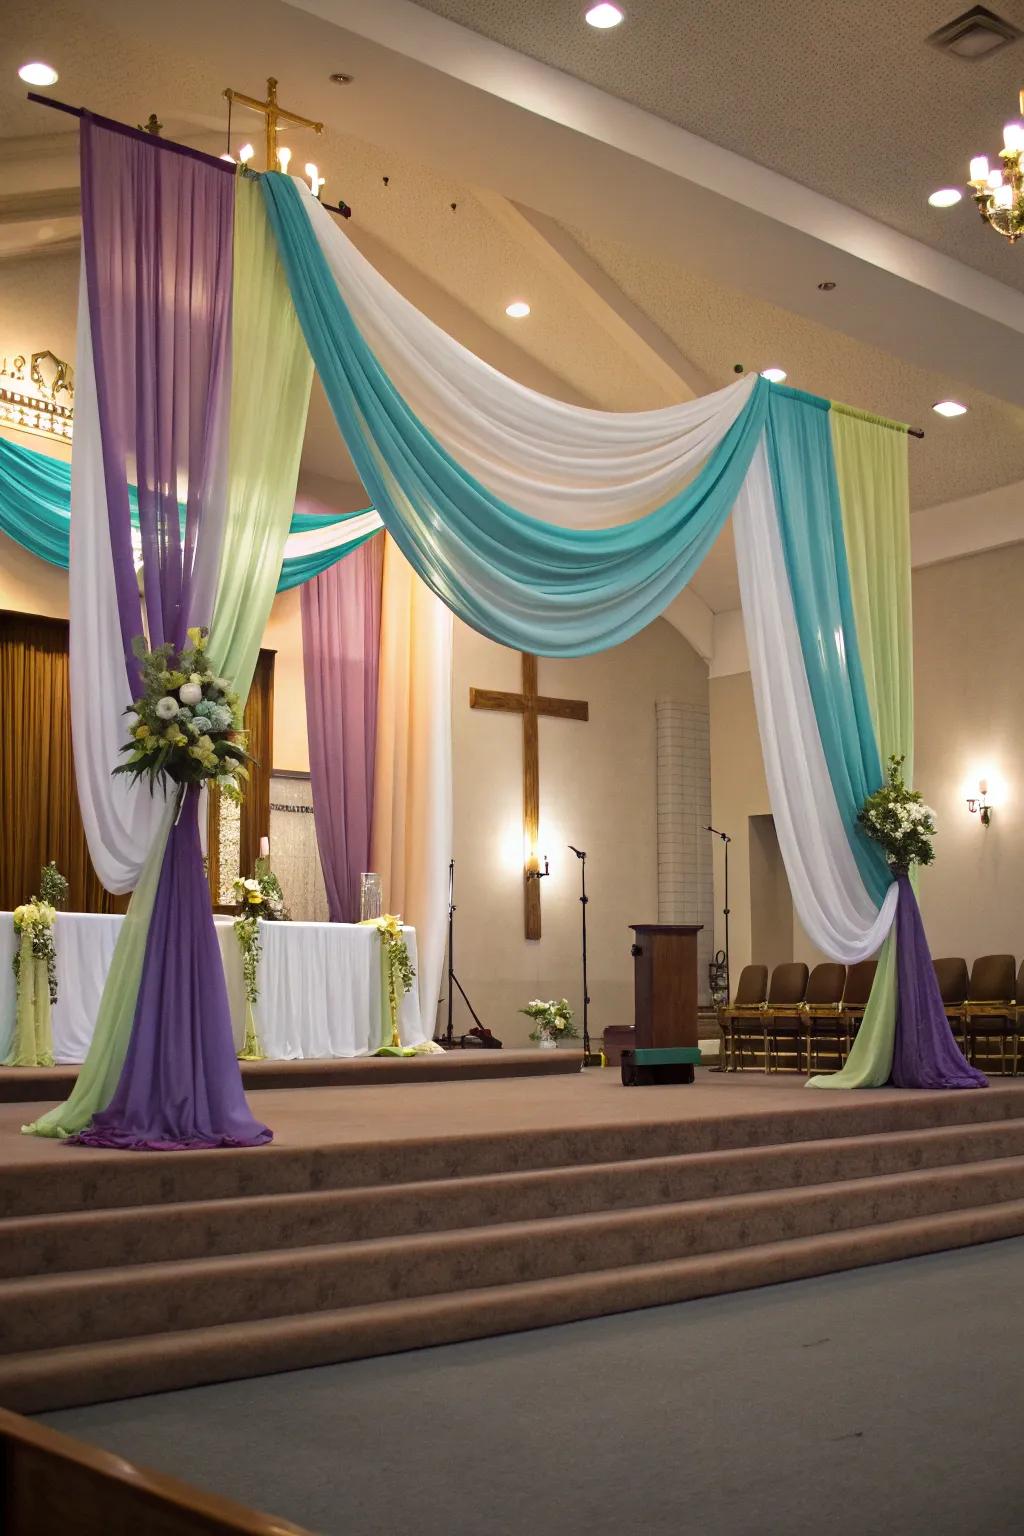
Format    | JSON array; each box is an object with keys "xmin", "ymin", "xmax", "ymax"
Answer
[
  {"xmin": 520, "ymin": 997, "xmax": 578, "ymax": 1042},
  {"xmin": 114, "ymin": 628, "xmax": 251, "ymax": 803},
  {"xmin": 232, "ymin": 867, "xmax": 289, "ymax": 1007},
  {"xmin": 232, "ymin": 867, "xmax": 288, "ymax": 921},
  {"xmin": 858, "ymin": 754, "xmax": 936, "ymax": 871},
  {"xmin": 39, "ymin": 862, "xmax": 69, "ymax": 910},
  {"xmin": 11, "ymin": 900, "xmax": 58, "ymax": 1006}
]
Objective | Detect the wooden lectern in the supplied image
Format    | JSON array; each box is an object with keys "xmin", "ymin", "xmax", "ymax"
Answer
[{"xmin": 621, "ymin": 923, "xmax": 703, "ymax": 1085}]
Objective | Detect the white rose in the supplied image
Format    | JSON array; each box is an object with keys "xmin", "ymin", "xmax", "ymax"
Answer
[
  {"xmin": 179, "ymin": 682, "xmax": 203, "ymax": 706},
  {"xmin": 155, "ymin": 696, "xmax": 179, "ymax": 720},
  {"xmin": 243, "ymin": 878, "xmax": 260, "ymax": 892}
]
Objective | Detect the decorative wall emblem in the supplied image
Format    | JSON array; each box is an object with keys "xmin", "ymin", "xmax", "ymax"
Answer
[{"xmin": 0, "ymin": 349, "xmax": 75, "ymax": 442}]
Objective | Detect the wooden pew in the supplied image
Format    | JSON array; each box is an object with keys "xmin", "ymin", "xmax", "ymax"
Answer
[{"xmin": 0, "ymin": 1406, "xmax": 310, "ymax": 1536}]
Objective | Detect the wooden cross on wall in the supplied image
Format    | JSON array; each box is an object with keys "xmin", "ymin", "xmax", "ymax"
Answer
[{"xmin": 470, "ymin": 653, "xmax": 589, "ymax": 941}]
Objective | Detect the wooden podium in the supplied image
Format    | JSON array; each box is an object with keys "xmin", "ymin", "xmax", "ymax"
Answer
[{"xmin": 621, "ymin": 923, "xmax": 703, "ymax": 1085}]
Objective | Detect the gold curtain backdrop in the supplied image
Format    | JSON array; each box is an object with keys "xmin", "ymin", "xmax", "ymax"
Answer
[
  {"xmin": 1, "ymin": 613, "xmax": 275, "ymax": 915},
  {"xmin": 0, "ymin": 610, "xmax": 127, "ymax": 914}
]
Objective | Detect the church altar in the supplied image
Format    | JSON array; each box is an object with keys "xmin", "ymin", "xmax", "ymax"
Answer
[{"xmin": 0, "ymin": 913, "xmax": 427, "ymax": 1064}]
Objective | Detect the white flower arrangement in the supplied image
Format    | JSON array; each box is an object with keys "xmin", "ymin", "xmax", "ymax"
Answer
[
  {"xmin": 519, "ymin": 997, "xmax": 578, "ymax": 1042},
  {"xmin": 859, "ymin": 755, "xmax": 936, "ymax": 870}
]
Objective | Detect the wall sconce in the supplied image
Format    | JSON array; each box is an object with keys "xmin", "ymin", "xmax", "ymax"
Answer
[
  {"xmin": 966, "ymin": 778, "xmax": 993, "ymax": 826},
  {"xmin": 525, "ymin": 853, "xmax": 550, "ymax": 881}
]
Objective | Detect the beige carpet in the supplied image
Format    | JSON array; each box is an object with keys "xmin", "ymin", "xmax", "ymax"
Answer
[{"xmin": 2, "ymin": 1070, "xmax": 1024, "ymax": 1412}]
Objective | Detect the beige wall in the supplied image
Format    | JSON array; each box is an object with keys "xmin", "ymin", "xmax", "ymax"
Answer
[
  {"xmin": 710, "ymin": 542, "xmax": 1024, "ymax": 982},
  {"xmin": 451, "ymin": 617, "xmax": 708, "ymax": 1045}
]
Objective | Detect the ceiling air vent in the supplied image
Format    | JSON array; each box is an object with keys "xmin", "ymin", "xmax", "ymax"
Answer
[{"xmin": 928, "ymin": 6, "xmax": 1022, "ymax": 59}]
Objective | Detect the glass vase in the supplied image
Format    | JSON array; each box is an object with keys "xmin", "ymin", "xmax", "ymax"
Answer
[{"xmin": 359, "ymin": 872, "xmax": 383, "ymax": 922}]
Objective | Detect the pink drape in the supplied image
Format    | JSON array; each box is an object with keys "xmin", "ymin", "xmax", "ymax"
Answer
[{"xmin": 301, "ymin": 533, "xmax": 384, "ymax": 922}]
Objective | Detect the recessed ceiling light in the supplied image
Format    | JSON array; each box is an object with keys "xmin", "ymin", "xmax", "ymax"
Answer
[
  {"xmin": 817, "ymin": 280, "xmax": 836, "ymax": 291},
  {"xmin": 761, "ymin": 367, "xmax": 787, "ymax": 383},
  {"xmin": 18, "ymin": 62, "xmax": 58, "ymax": 87},
  {"xmin": 933, "ymin": 399, "xmax": 968, "ymax": 416},
  {"xmin": 505, "ymin": 300, "xmax": 531, "ymax": 318},
  {"xmin": 585, "ymin": 3, "xmax": 625, "ymax": 28},
  {"xmin": 928, "ymin": 187, "xmax": 963, "ymax": 207}
]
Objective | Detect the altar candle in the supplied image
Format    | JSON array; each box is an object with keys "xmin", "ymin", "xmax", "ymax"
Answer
[{"xmin": 259, "ymin": 836, "xmax": 270, "ymax": 858}]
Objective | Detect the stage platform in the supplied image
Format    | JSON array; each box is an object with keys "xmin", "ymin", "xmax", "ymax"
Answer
[
  {"xmin": 2, "ymin": 1069, "xmax": 1024, "ymax": 1413},
  {"xmin": 0, "ymin": 1046, "xmax": 581, "ymax": 1103}
]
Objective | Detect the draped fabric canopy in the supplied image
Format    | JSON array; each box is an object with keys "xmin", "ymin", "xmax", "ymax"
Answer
[
  {"xmin": 19, "ymin": 137, "xmax": 983, "ymax": 1147},
  {"xmin": 0, "ymin": 436, "xmax": 381, "ymax": 594}
]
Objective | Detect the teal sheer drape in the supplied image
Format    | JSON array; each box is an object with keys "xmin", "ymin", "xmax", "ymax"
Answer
[
  {"xmin": 0, "ymin": 436, "xmax": 372, "ymax": 591},
  {"xmin": 260, "ymin": 172, "xmax": 770, "ymax": 657},
  {"xmin": 765, "ymin": 387, "xmax": 891, "ymax": 906}
]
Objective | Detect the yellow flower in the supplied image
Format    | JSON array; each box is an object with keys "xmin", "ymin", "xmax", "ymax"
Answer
[
  {"xmin": 134, "ymin": 724, "xmax": 151, "ymax": 740},
  {"xmin": 165, "ymin": 670, "xmax": 186, "ymax": 688},
  {"xmin": 186, "ymin": 626, "xmax": 204, "ymax": 647},
  {"xmin": 247, "ymin": 891, "xmax": 264, "ymax": 905}
]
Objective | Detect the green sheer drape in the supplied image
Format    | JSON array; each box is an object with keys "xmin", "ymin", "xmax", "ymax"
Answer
[{"xmin": 808, "ymin": 410, "xmax": 912, "ymax": 1090}]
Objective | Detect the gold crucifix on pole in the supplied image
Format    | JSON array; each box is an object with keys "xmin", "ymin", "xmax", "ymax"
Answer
[
  {"xmin": 470, "ymin": 654, "xmax": 589, "ymax": 941},
  {"xmin": 222, "ymin": 77, "xmax": 323, "ymax": 172}
]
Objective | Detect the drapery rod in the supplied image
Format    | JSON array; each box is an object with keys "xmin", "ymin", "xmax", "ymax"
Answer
[
  {"xmin": 28, "ymin": 90, "xmax": 352, "ymax": 216},
  {"xmin": 26, "ymin": 92, "xmax": 237, "ymax": 172},
  {"xmin": 831, "ymin": 398, "xmax": 924, "ymax": 439}
]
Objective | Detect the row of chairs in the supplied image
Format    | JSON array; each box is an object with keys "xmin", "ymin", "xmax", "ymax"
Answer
[{"xmin": 719, "ymin": 955, "xmax": 1024, "ymax": 1075}]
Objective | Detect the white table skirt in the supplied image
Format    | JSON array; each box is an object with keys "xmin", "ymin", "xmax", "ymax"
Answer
[{"xmin": 0, "ymin": 912, "xmax": 427, "ymax": 1064}]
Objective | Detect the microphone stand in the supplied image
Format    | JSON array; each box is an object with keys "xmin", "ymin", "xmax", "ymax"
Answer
[
  {"xmin": 442, "ymin": 859, "xmax": 486, "ymax": 1048},
  {"xmin": 569, "ymin": 846, "xmax": 601, "ymax": 1066},
  {"xmin": 706, "ymin": 826, "xmax": 731, "ymax": 1001}
]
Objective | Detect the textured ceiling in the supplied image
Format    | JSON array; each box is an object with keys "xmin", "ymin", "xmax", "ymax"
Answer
[
  {"xmin": 566, "ymin": 220, "xmax": 1024, "ymax": 513},
  {"xmin": 414, "ymin": 0, "xmax": 1024, "ymax": 291}
]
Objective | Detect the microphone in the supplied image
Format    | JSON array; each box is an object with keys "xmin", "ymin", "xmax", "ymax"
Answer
[
  {"xmin": 706, "ymin": 825, "xmax": 732, "ymax": 843},
  {"xmin": 568, "ymin": 845, "xmax": 586, "ymax": 859}
]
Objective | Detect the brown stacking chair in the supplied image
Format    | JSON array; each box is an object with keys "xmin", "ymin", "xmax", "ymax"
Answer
[
  {"xmin": 734, "ymin": 963, "xmax": 808, "ymax": 1071},
  {"xmin": 802, "ymin": 961, "xmax": 867, "ymax": 1073},
  {"xmin": 750, "ymin": 962, "xmax": 808, "ymax": 1073},
  {"xmin": 841, "ymin": 959, "xmax": 878, "ymax": 1052},
  {"xmin": 1010, "ymin": 960, "xmax": 1024, "ymax": 1077},
  {"xmin": 964, "ymin": 954, "xmax": 1017, "ymax": 1073},
  {"xmin": 768, "ymin": 962, "xmax": 844, "ymax": 1074},
  {"xmin": 718, "ymin": 965, "xmax": 769, "ymax": 1072},
  {"xmin": 933, "ymin": 958, "xmax": 970, "ymax": 1052}
]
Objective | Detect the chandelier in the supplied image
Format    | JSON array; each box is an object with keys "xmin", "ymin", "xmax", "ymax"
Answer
[{"xmin": 968, "ymin": 90, "xmax": 1024, "ymax": 242}]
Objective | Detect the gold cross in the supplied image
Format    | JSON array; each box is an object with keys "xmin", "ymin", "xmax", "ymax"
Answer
[
  {"xmin": 222, "ymin": 77, "xmax": 323, "ymax": 172},
  {"xmin": 470, "ymin": 654, "xmax": 588, "ymax": 941}
]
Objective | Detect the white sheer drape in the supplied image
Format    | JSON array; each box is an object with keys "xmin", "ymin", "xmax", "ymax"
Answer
[
  {"xmin": 299, "ymin": 183, "xmax": 755, "ymax": 528},
  {"xmin": 733, "ymin": 438, "xmax": 898, "ymax": 962},
  {"xmin": 69, "ymin": 263, "xmax": 170, "ymax": 893}
]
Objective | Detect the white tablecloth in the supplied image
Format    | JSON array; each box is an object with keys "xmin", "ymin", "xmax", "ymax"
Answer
[{"xmin": 0, "ymin": 912, "xmax": 427, "ymax": 1064}]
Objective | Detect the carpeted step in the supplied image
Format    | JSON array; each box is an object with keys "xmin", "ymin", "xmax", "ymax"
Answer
[
  {"xmin": 0, "ymin": 1049, "xmax": 582, "ymax": 1104},
  {"xmin": 5, "ymin": 1117, "xmax": 1024, "ymax": 1279},
  {"xmin": 3, "ymin": 1197, "xmax": 1023, "ymax": 1414},
  {"xmin": 5, "ymin": 1083, "xmax": 1024, "ymax": 1220},
  {"xmin": 4, "ymin": 1156, "xmax": 1024, "ymax": 1355}
]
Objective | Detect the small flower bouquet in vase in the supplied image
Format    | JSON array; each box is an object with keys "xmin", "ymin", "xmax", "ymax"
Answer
[{"xmin": 520, "ymin": 997, "xmax": 578, "ymax": 1050}]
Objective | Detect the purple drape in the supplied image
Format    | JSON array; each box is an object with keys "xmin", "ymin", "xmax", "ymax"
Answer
[
  {"xmin": 301, "ymin": 532, "xmax": 384, "ymax": 921},
  {"xmin": 76, "ymin": 122, "xmax": 268, "ymax": 1149},
  {"xmin": 76, "ymin": 789, "xmax": 272, "ymax": 1149},
  {"xmin": 81, "ymin": 116, "xmax": 235, "ymax": 691},
  {"xmin": 892, "ymin": 872, "xmax": 987, "ymax": 1090}
]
